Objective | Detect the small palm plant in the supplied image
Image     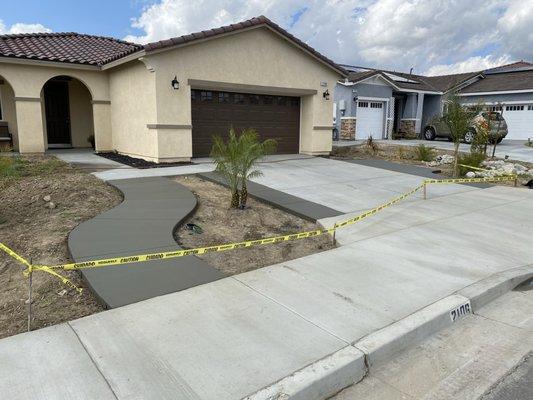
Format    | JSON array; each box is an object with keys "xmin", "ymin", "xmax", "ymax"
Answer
[
  {"xmin": 238, "ymin": 129, "xmax": 276, "ymax": 208},
  {"xmin": 210, "ymin": 128, "xmax": 276, "ymax": 209},
  {"xmin": 211, "ymin": 128, "xmax": 242, "ymax": 208}
]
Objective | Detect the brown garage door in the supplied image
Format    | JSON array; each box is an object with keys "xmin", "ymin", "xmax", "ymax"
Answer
[{"xmin": 191, "ymin": 89, "xmax": 300, "ymax": 157}]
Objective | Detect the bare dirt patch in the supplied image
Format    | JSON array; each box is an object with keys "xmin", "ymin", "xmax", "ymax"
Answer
[
  {"xmin": 174, "ymin": 176, "xmax": 334, "ymax": 275},
  {"xmin": 0, "ymin": 155, "xmax": 122, "ymax": 339}
]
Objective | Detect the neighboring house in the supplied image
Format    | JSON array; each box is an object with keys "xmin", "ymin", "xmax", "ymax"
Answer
[
  {"xmin": 0, "ymin": 16, "xmax": 345, "ymax": 161},
  {"xmin": 334, "ymin": 61, "xmax": 533, "ymax": 141}
]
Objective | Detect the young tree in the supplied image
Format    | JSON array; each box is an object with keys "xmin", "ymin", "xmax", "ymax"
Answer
[
  {"xmin": 238, "ymin": 129, "xmax": 276, "ymax": 208},
  {"xmin": 441, "ymin": 94, "xmax": 478, "ymax": 177}
]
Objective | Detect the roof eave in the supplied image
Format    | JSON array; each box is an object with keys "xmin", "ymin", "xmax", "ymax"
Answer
[
  {"xmin": 142, "ymin": 23, "xmax": 347, "ymax": 78},
  {"xmin": 0, "ymin": 55, "xmax": 100, "ymax": 70}
]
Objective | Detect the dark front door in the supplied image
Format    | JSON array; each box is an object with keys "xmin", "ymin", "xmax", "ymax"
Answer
[
  {"xmin": 44, "ymin": 80, "xmax": 71, "ymax": 147},
  {"xmin": 191, "ymin": 89, "xmax": 300, "ymax": 157}
]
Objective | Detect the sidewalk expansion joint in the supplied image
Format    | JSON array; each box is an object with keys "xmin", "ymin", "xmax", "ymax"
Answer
[{"xmin": 66, "ymin": 322, "xmax": 119, "ymax": 400}]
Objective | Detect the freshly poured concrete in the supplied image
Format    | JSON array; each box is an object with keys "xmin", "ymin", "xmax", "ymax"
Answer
[
  {"xmin": 199, "ymin": 171, "xmax": 342, "ymax": 221},
  {"xmin": 3, "ymin": 158, "xmax": 533, "ymax": 399},
  {"xmin": 69, "ymin": 177, "xmax": 224, "ymax": 308}
]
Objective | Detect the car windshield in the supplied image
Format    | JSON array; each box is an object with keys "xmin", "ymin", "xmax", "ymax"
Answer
[{"xmin": 482, "ymin": 112, "xmax": 503, "ymax": 121}]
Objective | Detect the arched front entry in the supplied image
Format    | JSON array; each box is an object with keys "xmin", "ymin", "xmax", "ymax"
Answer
[
  {"xmin": 42, "ymin": 76, "xmax": 94, "ymax": 149},
  {"xmin": 0, "ymin": 75, "xmax": 18, "ymax": 150}
]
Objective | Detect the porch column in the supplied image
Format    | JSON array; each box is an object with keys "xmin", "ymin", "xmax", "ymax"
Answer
[
  {"xmin": 15, "ymin": 97, "xmax": 45, "ymax": 153},
  {"xmin": 92, "ymin": 101, "xmax": 113, "ymax": 152},
  {"xmin": 415, "ymin": 93, "xmax": 424, "ymax": 134}
]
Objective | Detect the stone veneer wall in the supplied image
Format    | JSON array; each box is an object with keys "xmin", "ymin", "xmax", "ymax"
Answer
[
  {"xmin": 397, "ymin": 119, "xmax": 417, "ymax": 139},
  {"xmin": 340, "ymin": 117, "xmax": 356, "ymax": 140}
]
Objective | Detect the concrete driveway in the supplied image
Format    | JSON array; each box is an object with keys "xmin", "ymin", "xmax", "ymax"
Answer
[
  {"xmin": 334, "ymin": 139, "xmax": 533, "ymax": 163},
  {"xmin": 252, "ymin": 156, "xmax": 478, "ymax": 213}
]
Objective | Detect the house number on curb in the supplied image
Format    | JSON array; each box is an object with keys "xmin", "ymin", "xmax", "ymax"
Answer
[{"xmin": 450, "ymin": 302, "xmax": 471, "ymax": 322}]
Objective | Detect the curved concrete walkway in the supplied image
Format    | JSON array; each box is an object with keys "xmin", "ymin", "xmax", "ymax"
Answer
[{"xmin": 68, "ymin": 177, "xmax": 224, "ymax": 308}]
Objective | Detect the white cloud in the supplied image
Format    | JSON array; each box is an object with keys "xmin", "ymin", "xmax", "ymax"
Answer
[
  {"xmin": 124, "ymin": 0, "xmax": 533, "ymax": 75},
  {"xmin": 424, "ymin": 55, "xmax": 512, "ymax": 76},
  {"xmin": 0, "ymin": 20, "xmax": 51, "ymax": 34}
]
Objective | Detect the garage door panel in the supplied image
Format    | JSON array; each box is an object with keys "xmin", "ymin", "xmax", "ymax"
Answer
[
  {"xmin": 192, "ymin": 90, "xmax": 300, "ymax": 157},
  {"xmin": 503, "ymin": 105, "xmax": 533, "ymax": 140},
  {"xmin": 356, "ymin": 101, "xmax": 385, "ymax": 139}
]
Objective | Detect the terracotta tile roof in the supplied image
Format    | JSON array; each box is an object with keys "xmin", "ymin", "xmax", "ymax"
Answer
[
  {"xmin": 0, "ymin": 32, "xmax": 143, "ymax": 66},
  {"xmin": 143, "ymin": 15, "xmax": 348, "ymax": 76}
]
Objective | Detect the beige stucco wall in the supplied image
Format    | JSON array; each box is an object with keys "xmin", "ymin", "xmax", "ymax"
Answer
[
  {"xmin": 68, "ymin": 79, "xmax": 94, "ymax": 148},
  {"xmin": 108, "ymin": 61, "xmax": 158, "ymax": 160},
  {"xmin": 0, "ymin": 62, "xmax": 109, "ymax": 152},
  {"xmin": 140, "ymin": 26, "xmax": 341, "ymax": 160}
]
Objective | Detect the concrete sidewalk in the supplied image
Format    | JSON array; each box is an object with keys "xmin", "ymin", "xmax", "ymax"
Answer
[{"xmin": 1, "ymin": 179, "xmax": 532, "ymax": 399}]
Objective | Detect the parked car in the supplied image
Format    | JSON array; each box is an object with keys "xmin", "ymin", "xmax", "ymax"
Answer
[{"xmin": 423, "ymin": 112, "xmax": 508, "ymax": 144}]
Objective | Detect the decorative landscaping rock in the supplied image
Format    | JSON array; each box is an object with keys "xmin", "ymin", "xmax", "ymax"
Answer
[
  {"xmin": 469, "ymin": 160, "xmax": 533, "ymax": 178},
  {"xmin": 427, "ymin": 154, "xmax": 455, "ymax": 167},
  {"xmin": 46, "ymin": 202, "xmax": 56, "ymax": 209},
  {"xmin": 43, "ymin": 195, "xmax": 51, "ymax": 202},
  {"xmin": 466, "ymin": 171, "xmax": 476, "ymax": 178}
]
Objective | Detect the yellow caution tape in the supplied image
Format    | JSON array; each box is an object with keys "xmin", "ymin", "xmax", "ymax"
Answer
[
  {"xmin": 423, "ymin": 175, "xmax": 516, "ymax": 185},
  {"xmin": 0, "ymin": 174, "xmax": 518, "ymax": 289},
  {"xmin": 0, "ymin": 243, "xmax": 82, "ymax": 292}
]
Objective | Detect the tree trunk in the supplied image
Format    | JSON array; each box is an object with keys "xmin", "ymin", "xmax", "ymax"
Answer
[
  {"xmin": 230, "ymin": 190, "xmax": 240, "ymax": 209},
  {"xmin": 239, "ymin": 181, "xmax": 248, "ymax": 209},
  {"xmin": 453, "ymin": 141, "xmax": 460, "ymax": 177}
]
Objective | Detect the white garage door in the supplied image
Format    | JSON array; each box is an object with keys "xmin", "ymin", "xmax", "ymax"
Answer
[
  {"xmin": 504, "ymin": 104, "xmax": 533, "ymax": 140},
  {"xmin": 356, "ymin": 101, "xmax": 385, "ymax": 139}
]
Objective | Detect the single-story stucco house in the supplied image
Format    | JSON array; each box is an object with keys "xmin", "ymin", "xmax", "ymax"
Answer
[
  {"xmin": 0, "ymin": 16, "xmax": 346, "ymax": 161},
  {"xmin": 334, "ymin": 61, "xmax": 533, "ymax": 141}
]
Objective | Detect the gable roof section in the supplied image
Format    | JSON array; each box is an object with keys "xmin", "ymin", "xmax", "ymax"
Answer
[
  {"xmin": 0, "ymin": 32, "xmax": 142, "ymax": 66},
  {"xmin": 423, "ymin": 71, "xmax": 482, "ymax": 92},
  {"xmin": 143, "ymin": 15, "xmax": 348, "ymax": 76},
  {"xmin": 484, "ymin": 60, "xmax": 533, "ymax": 74},
  {"xmin": 458, "ymin": 69, "xmax": 533, "ymax": 93}
]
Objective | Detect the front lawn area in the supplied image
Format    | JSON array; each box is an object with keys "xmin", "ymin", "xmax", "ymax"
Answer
[
  {"xmin": 174, "ymin": 176, "xmax": 334, "ymax": 275},
  {"xmin": 0, "ymin": 155, "xmax": 122, "ymax": 338}
]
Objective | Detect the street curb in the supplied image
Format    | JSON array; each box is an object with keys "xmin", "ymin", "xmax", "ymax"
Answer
[
  {"xmin": 353, "ymin": 294, "xmax": 471, "ymax": 368},
  {"xmin": 457, "ymin": 264, "xmax": 533, "ymax": 311},
  {"xmin": 242, "ymin": 346, "xmax": 366, "ymax": 400}
]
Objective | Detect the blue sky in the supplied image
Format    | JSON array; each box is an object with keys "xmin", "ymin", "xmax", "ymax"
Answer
[
  {"xmin": 1, "ymin": 1, "xmax": 531, "ymax": 75},
  {"xmin": 0, "ymin": 0, "xmax": 147, "ymax": 38}
]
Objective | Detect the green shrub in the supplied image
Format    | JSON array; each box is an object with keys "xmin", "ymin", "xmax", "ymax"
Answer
[
  {"xmin": 457, "ymin": 152, "xmax": 486, "ymax": 176},
  {"xmin": 414, "ymin": 144, "xmax": 435, "ymax": 162}
]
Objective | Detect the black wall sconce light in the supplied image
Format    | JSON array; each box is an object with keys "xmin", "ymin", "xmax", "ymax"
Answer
[
  {"xmin": 323, "ymin": 89, "xmax": 330, "ymax": 100},
  {"xmin": 352, "ymin": 89, "xmax": 358, "ymax": 103},
  {"xmin": 171, "ymin": 76, "xmax": 180, "ymax": 90}
]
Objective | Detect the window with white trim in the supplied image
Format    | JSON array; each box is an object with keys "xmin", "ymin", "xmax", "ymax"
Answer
[
  {"xmin": 358, "ymin": 101, "xmax": 369, "ymax": 107},
  {"xmin": 370, "ymin": 102, "xmax": 383, "ymax": 109},
  {"xmin": 488, "ymin": 105, "xmax": 502, "ymax": 112},
  {"xmin": 506, "ymin": 105, "xmax": 524, "ymax": 111},
  {"xmin": 528, "ymin": 105, "xmax": 533, "ymax": 111}
]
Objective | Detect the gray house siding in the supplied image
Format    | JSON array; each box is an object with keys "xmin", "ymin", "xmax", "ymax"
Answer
[{"xmin": 333, "ymin": 82, "xmax": 393, "ymax": 131}]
